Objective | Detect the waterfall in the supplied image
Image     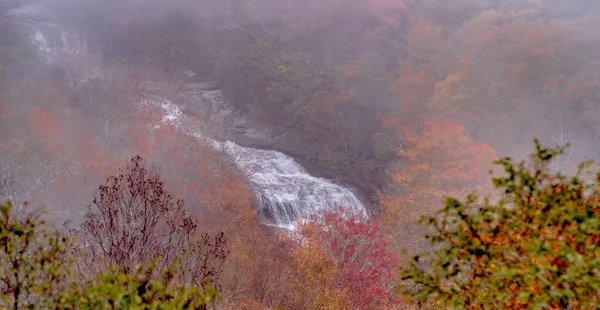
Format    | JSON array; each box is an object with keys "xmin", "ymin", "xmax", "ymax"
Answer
[
  {"xmin": 156, "ymin": 98, "xmax": 368, "ymax": 230},
  {"xmin": 7, "ymin": 4, "xmax": 86, "ymax": 58},
  {"xmin": 25, "ymin": 20, "xmax": 87, "ymax": 61},
  {"xmin": 218, "ymin": 141, "xmax": 367, "ymax": 229}
]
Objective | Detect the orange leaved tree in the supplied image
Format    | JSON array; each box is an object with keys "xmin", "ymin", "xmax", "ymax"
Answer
[{"xmin": 381, "ymin": 118, "xmax": 496, "ymax": 253}]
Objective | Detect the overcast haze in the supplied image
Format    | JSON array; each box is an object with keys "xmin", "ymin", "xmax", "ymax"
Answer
[{"xmin": 1, "ymin": 0, "xmax": 600, "ymax": 307}]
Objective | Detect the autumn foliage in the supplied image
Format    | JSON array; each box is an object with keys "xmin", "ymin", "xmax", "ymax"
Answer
[
  {"xmin": 298, "ymin": 209, "xmax": 398, "ymax": 309},
  {"xmin": 6, "ymin": 0, "xmax": 600, "ymax": 308},
  {"xmin": 400, "ymin": 141, "xmax": 600, "ymax": 309},
  {"xmin": 287, "ymin": 208, "xmax": 399, "ymax": 309},
  {"xmin": 380, "ymin": 116, "xmax": 496, "ymax": 253}
]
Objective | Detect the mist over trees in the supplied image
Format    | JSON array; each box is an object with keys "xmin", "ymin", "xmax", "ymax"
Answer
[
  {"xmin": 2, "ymin": 0, "xmax": 600, "ymax": 308},
  {"xmin": 37, "ymin": 0, "xmax": 600, "ymax": 193}
]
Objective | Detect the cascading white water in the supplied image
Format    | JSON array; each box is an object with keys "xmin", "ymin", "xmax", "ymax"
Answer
[
  {"xmin": 217, "ymin": 141, "xmax": 367, "ymax": 229},
  {"xmin": 27, "ymin": 21, "xmax": 87, "ymax": 61},
  {"xmin": 157, "ymin": 98, "xmax": 368, "ymax": 230},
  {"xmin": 26, "ymin": 21, "xmax": 368, "ymax": 230}
]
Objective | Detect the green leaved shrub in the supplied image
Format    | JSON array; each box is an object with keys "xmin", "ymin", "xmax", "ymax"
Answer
[{"xmin": 400, "ymin": 140, "xmax": 600, "ymax": 309}]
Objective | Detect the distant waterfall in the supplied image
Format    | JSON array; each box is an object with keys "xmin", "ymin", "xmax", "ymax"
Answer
[
  {"xmin": 26, "ymin": 20, "xmax": 87, "ymax": 61},
  {"xmin": 218, "ymin": 141, "xmax": 367, "ymax": 230},
  {"xmin": 157, "ymin": 97, "xmax": 368, "ymax": 230}
]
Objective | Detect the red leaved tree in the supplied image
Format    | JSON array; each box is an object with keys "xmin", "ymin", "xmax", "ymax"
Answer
[{"xmin": 294, "ymin": 208, "xmax": 400, "ymax": 309}]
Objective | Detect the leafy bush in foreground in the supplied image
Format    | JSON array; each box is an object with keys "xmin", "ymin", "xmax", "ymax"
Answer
[{"xmin": 400, "ymin": 141, "xmax": 600, "ymax": 309}]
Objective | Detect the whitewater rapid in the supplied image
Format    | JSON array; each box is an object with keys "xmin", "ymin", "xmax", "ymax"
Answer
[{"xmin": 156, "ymin": 98, "xmax": 368, "ymax": 230}]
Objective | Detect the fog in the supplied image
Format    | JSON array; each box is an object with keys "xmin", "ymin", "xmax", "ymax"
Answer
[
  {"xmin": 4, "ymin": 0, "xmax": 600, "ymax": 307},
  {"xmin": 1, "ymin": 0, "xmax": 600, "ymax": 241}
]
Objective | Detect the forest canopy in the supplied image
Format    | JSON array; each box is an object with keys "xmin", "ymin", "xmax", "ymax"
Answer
[{"xmin": 2, "ymin": 0, "xmax": 600, "ymax": 308}]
